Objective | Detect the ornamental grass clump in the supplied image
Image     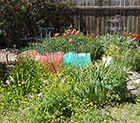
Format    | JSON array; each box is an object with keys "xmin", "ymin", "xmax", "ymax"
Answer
[
  {"xmin": 63, "ymin": 62, "xmax": 131, "ymax": 105},
  {"xmin": 6, "ymin": 55, "xmax": 50, "ymax": 96}
]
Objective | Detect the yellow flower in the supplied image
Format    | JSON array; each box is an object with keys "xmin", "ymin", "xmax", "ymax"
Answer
[
  {"xmin": 104, "ymin": 120, "xmax": 106, "ymax": 122},
  {"xmin": 75, "ymin": 113, "xmax": 78, "ymax": 116},
  {"xmin": 90, "ymin": 102, "xmax": 93, "ymax": 106},
  {"xmin": 1, "ymin": 88, "xmax": 4, "ymax": 91},
  {"xmin": 137, "ymin": 99, "xmax": 140, "ymax": 102},
  {"xmin": 102, "ymin": 54, "xmax": 105, "ymax": 57}
]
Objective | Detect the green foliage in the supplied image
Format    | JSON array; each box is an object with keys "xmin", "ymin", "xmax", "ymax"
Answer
[
  {"xmin": 0, "ymin": 62, "xmax": 7, "ymax": 82},
  {"xmin": 24, "ymin": 32, "xmax": 105, "ymax": 61},
  {"xmin": 1, "ymin": 33, "xmax": 140, "ymax": 122},
  {"xmin": 7, "ymin": 55, "xmax": 50, "ymax": 96},
  {"xmin": 0, "ymin": 0, "xmax": 75, "ymax": 47},
  {"xmin": 131, "ymin": 48, "xmax": 140, "ymax": 71}
]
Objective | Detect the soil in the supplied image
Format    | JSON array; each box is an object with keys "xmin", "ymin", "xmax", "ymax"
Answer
[{"xmin": 0, "ymin": 48, "xmax": 139, "ymax": 95}]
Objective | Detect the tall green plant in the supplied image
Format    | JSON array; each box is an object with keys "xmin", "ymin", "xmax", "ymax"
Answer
[{"xmin": 7, "ymin": 55, "xmax": 49, "ymax": 96}]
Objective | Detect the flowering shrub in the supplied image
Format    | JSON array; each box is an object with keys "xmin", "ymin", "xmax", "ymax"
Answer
[{"xmin": 0, "ymin": 0, "xmax": 75, "ymax": 47}]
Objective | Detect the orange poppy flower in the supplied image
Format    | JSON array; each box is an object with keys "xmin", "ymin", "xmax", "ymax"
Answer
[
  {"xmin": 67, "ymin": 29, "xmax": 71, "ymax": 35},
  {"xmin": 90, "ymin": 33, "xmax": 94, "ymax": 37},
  {"xmin": 63, "ymin": 33, "xmax": 67, "ymax": 37},
  {"xmin": 55, "ymin": 33, "xmax": 59, "ymax": 37},
  {"xmin": 72, "ymin": 29, "xmax": 76, "ymax": 35},
  {"xmin": 77, "ymin": 31, "xmax": 80, "ymax": 34},
  {"xmin": 69, "ymin": 38, "xmax": 73, "ymax": 43},
  {"xmin": 29, "ymin": 8, "xmax": 31, "ymax": 12},
  {"xmin": 30, "ymin": 3, "xmax": 33, "ymax": 6},
  {"xmin": 124, "ymin": 32, "xmax": 127, "ymax": 35},
  {"xmin": 52, "ymin": 37, "xmax": 55, "ymax": 40},
  {"xmin": 132, "ymin": 33, "xmax": 139, "ymax": 37},
  {"xmin": 73, "ymin": 29, "xmax": 76, "ymax": 33},
  {"xmin": 72, "ymin": 31, "xmax": 75, "ymax": 35}
]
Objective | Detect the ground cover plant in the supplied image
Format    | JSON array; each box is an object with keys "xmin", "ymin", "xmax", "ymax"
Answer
[{"xmin": 1, "ymin": 31, "xmax": 140, "ymax": 122}]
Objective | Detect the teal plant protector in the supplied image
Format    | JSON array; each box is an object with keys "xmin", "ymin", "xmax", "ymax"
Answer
[{"xmin": 63, "ymin": 52, "xmax": 91, "ymax": 68}]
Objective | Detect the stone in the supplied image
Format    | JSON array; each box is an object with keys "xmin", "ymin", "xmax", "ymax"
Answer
[
  {"xmin": 134, "ymin": 79, "xmax": 140, "ymax": 84},
  {"xmin": 102, "ymin": 56, "xmax": 113, "ymax": 67}
]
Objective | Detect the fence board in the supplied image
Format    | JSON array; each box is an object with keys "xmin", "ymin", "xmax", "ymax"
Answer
[
  {"xmin": 60, "ymin": 0, "xmax": 140, "ymax": 35},
  {"xmin": 132, "ymin": 1, "xmax": 135, "ymax": 33},
  {"xmin": 89, "ymin": 0, "xmax": 93, "ymax": 33},
  {"xmin": 127, "ymin": 0, "xmax": 133, "ymax": 33},
  {"xmin": 93, "ymin": 1, "xmax": 96, "ymax": 35},
  {"xmin": 138, "ymin": 1, "xmax": 140, "ymax": 35},
  {"xmin": 96, "ymin": 1, "xmax": 99, "ymax": 35}
]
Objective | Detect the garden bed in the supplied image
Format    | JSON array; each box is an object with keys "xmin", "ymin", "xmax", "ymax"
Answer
[
  {"xmin": 0, "ymin": 48, "xmax": 138, "ymax": 95},
  {"xmin": 1, "ymin": 31, "xmax": 140, "ymax": 122}
]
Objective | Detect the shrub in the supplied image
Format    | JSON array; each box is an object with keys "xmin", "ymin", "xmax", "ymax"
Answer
[{"xmin": 0, "ymin": 0, "xmax": 75, "ymax": 47}]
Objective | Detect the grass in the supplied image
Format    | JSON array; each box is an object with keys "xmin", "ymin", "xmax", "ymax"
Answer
[{"xmin": 0, "ymin": 100, "xmax": 140, "ymax": 122}]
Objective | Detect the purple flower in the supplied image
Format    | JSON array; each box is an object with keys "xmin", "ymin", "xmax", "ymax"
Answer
[
  {"xmin": 38, "ymin": 92, "xmax": 43, "ymax": 98},
  {"xmin": 112, "ymin": 90, "xmax": 115, "ymax": 93},
  {"xmin": 128, "ymin": 48, "xmax": 131, "ymax": 51},
  {"xmin": 109, "ymin": 87, "xmax": 113, "ymax": 90},
  {"xmin": 5, "ymin": 80, "xmax": 10, "ymax": 84},
  {"xmin": 43, "ymin": 79, "xmax": 49, "ymax": 83},
  {"xmin": 62, "ymin": 77, "xmax": 66, "ymax": 82},
  {"xmin": 29, "ymin": 94, "xmax": 34, "ymax": 100},
  {"xmin": 54, "ymin": 78, "xmax": 58, "ymax": 81}
]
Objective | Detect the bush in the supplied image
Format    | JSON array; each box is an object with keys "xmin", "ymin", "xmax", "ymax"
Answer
[{"xmin": 0, "ymin": 0, "xmax": 75, "ymax": 47}]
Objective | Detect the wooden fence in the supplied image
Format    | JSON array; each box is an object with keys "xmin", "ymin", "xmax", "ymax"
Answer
[{"xmin": 63, "ymin": 0, "xmax": 140, "ymax": 36}]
